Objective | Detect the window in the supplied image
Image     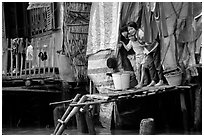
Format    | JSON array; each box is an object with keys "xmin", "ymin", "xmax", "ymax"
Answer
[{"xmin": 28, "ymin": 2, "xmax": 55, "ymax": 36}]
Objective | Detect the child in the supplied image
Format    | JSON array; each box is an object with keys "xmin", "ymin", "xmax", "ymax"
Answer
[
  {"xmin": 119, "ymin": 25, "xmax": 135, "ymax": 71},
  {"xmin": 122, "ymin": 22, "xmax": 146, "ymax": 88},
  {"xmin": 125, "ymin": 21, "xmax": 159, "ymax": 88}
]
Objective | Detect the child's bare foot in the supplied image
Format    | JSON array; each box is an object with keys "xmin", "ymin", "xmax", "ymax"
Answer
[
  {"xmin": 135, "ymin": 83, "xmax": 143, "ymax": 89},
  {"xmin": 146, "ymin": 81, "xmax": 156, "ymax": 87},
  {"xmin": 155, "ymin": 80, "xmax": 164, "ymax": 86}
]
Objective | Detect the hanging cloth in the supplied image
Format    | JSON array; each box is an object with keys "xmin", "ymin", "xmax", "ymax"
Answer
[
  {"xmin": 18, "ymin": 38, "xmax": 24, "ymax": 54},
  {"xmin": 178, "ymin": 2, "xmax": 201, "ymax": 43},
  {"xmin": 141, "ymin": 2, "xmax": 152, "ymax": 43},
  {"xmin": 26, "ymin": 44, "xmax": 33, "ymax": 61},
  {"xmin": 141, "ymin": 2, "xmax": 160, "ymax": 44},
  {"xmin": 86, "ymin": 2, "xmax": 121, "ymax": 56},
  {"xmin": 154, "ymin": 2, "xmax": 168, "ymax": 38}
]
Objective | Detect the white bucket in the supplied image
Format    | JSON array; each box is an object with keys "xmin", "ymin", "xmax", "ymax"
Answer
[{"xmin": 112, "ymin": 73, "xmax": 130, "ymax": 90}]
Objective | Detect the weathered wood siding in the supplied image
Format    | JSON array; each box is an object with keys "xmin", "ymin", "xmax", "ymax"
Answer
[{"xmin": 63, "ymin": 2, "xmax": 91, "ymax": 82}]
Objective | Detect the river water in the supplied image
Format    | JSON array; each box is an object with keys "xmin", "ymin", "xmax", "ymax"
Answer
[
  {"xmin": 2, "ymin": 127, "xmax": 201, "ymax": 135},
  {"xmin": 2, "ymin": 127, "xmax": 139, "ymax": 135}
]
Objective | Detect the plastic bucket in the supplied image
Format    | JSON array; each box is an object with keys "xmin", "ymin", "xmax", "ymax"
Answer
[
  {"xmin": 164, "ymin": 68, "xmax": 182, "ymax": 86},
  {"xmin": 112, "ymin": 73, "xmax": 130, "ymax": 90}
]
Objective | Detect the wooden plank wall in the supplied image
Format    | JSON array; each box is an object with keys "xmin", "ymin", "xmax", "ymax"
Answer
[{"xmin": 63, "ymin": 2, "xmax": 91, "ymax": 82}]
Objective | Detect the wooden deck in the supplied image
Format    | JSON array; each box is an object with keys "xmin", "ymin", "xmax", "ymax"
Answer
[
  {"xmin": 2, "ymin": 86, "xmax": 61, "ymax": 93},
  {"xmin": 86, "ymin": 85, "xmax": 192, "ymax": 101},
  {"xmin": 67, "ymin": 84, "xmax": 196, "ymax": 134}
]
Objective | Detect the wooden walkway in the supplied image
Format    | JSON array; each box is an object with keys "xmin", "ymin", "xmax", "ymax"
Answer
[{"xmin": 53, "ymin": 84, "xmax": 196, "ymax": 134}]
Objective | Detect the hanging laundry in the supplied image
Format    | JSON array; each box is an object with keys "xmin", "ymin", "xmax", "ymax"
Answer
[
  {"xmin": 178, "ymin": 2, "xmax": 202, "ymax": 43},
  {"xmin": 87, "ymin": 2, "xmax": 121, "ymax": 56},
  {"xmin": 26, "ymin": 44, "xmax": 33, "ymax": 61},
  {"xmin": 141, "ymin": 2, "xmax": 152, "ymax": 43},
  {"xmin": 154, "ymin": 2, "xmax": 168, "ymax": 38},
  {"xmin": 150, "ymin": 12, "xmax": 159, "ymax": 41},
  {"xmin": 11, "ymin": 38, "xmax": 19, "ymax": 55},
  {"xmin": 141, "ymin": 2, "xmax": 159, "ymax": 44},
  {"xmin": 194, "ymin": 14, "xmax": 202, "ymax": 54},
  {"xmin": 187, "ymin": 42, "xmax": 198, "ymax": 76},
  {"xmin": 18, "ymin": 38, "xmax": 25, "ymax": 54}
]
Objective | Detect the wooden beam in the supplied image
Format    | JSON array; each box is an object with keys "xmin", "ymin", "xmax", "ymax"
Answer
[
  {"xmin": 66, "ymin": 23, "xmax": 89, "ymax": 26},
  {"xmin": 70, "ymin": 31, "xmax": 88, "ymax": 35},
  {"xmin": 69, "ymin": 10, "xmax": 90, "ymax": 14}
]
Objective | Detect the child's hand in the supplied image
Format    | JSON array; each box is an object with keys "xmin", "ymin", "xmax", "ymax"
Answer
[{"xmin": 117, "ymin": 42, "xmax": 123, "ymax": 48}]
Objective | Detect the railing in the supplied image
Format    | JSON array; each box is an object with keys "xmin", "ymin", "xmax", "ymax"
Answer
[{"xmin": 2, "ymin": 37, "xmax": 60, "ymax": 80}]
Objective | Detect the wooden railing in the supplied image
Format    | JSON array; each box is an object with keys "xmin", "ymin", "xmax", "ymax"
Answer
[{"xmin": 2, "ymin": 37, "xmax": 60, "ymax": 80}]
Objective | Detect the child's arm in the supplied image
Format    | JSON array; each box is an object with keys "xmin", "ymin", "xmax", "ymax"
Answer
[
  {"xmin": 122, "ymin": 41, "xmax": 132, "ymax": 51},
  {"xmin": 136, "ymin": 29, "xmax": 146, "ymax": 47}
]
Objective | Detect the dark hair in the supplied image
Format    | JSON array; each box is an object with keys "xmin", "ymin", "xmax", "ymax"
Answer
[
  {"xmin": 127, "ymin": 21, "xmax": 138, "ymax": 30},
  {"xmin": 120, "ymin": 25, "xmax": 128, "ymax": 33},
  {"xmin": 120, "ymin": 25, "xmax": 129, "ymax": 44}
]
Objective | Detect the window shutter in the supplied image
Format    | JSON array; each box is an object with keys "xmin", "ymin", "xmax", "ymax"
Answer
[{"xmin": 46, "ymin": 3, "xmax": 52, "ymax": 31}]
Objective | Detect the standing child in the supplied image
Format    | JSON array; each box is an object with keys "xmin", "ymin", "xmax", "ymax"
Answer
[
  {"xmin": 124, "ymin": 21, "xmax": 159, "ymax": 88},
  {"xmin": 122, "ymin": 22, "xmax": 146, "ymax": 88}
]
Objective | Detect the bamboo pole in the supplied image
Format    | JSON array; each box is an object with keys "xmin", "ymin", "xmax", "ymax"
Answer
[
  {"xmin": 53, "ymin": 37, "xmax": 56, "ymax": 75},
  {"xmin": 53, "ymin": 94, "xmax": 81, "ymax": 134},
  {"xmin": 15, "ymin": 51, "xmax": 18, "ymax": 77},
  {"xmin": 28, "ymin": 40, "xmax": 31, "ymax": 78},
  {"xmin": 5, "ymin": 38, "xmax": 8, "ymax": 76},
  {"xmin": 38, "ymin": 38, "xmax": 41, "ymax": 76},
  {"xmin": 56, "ymin": 95, "xmax": 88, "ymax": 135},
  {"xmin": 69, "ymin": 100, "xmax": 114, "ymax": 107},
  {"xmin": 37, "ymin": 40, "xmax": 40, "ymax": 76},
  {"xmin": 49, "ymin": 99, "xmax": 73, "ymax": 106},
  {"xmin": 48, "ymin": 37, "xmax": 52, "ymax": 75},
  {"xmin": 32, "ymin": 39, "xmax": 36, "ymax": 76},
  {"xmin": 10, "ymin": 39, "xmax": 13, "ymax": 77},
  {"xmin": 66, "ymin": 23, "xmax": 89, "ymax": 26},
  {"xmin": 20, "ymin": 41, "xmax": 23, "ymax": 77},
  {"xmin": 44, "ymin": 52, "xmax": 46, "ymax": 76},
  {"xmin": 25, "ymin": 38, "xmax": 28, "ymax": 77}
]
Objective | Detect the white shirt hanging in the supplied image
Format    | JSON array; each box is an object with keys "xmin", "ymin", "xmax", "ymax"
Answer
[{"xmin": 26, "ymin": 44, "xmax": 33, "ymax": 61}]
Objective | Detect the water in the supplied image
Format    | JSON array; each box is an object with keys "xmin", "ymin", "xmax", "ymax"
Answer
[
  {"xmin": 2, "ymin": 127, "xmax": 139, "ymax": 135},
  {"xmin": 2, "ymin": 127, "xmax": 201, "ymax": 135}
]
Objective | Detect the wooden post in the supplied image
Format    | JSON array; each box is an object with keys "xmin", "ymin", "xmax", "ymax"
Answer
[
  {"xmin": 180, "ymin": 92, "xmax": 189, "ymax": 134},
  {"xmin": 36, "ymin": 39, "xmax": 40, "ymax": 76},
  {"xmin": 15, "ymin": 52, "xmax": 18, "ymax": 77},
  {"xmin": 38, "ymin": 38, "xmax": 41, "ymax": 76},
  {"xmin": 10, "ymin": 39, "xmax": 13, "ymax": 77},
  {"xmin": 76, "ymin": 109, "xmax": 88, "ymax": 133},
  {"xmin": 20, "ymin": 49, "xmax": 23, "ymax": 77},
  {"xmin": 48, "ymin": 37, "xmax": 52, "ymax": 75},
  {"xmin": 53, "ymin": 37, "xmax": 56, "ymax": 75},
  {"xmin": 25, "ymin": 38, "xmax": 28, "ymax": 77},
  {"xmin": 32, "ymin": 39, "xmax": 36, "ymax": 76},
  {"xmin": 85, "ymin": 105, "xmax": 96, "ymax": 135},
  {"xmin": 5, "ymin": 38, "xmax": 9, "ymax": 76},
  {"xmin": 139, "ymin": 118, "xmax": 155, "ymax": 135}
]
